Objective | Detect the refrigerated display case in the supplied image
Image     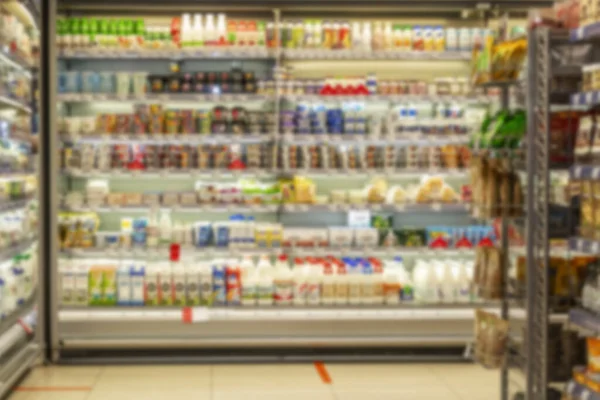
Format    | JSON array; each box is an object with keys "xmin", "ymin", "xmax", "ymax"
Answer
[
  {"xmin": 44, "ymin": 0, "xmax": 541, "ymax": 362},
  {"xmin": 0, "ymin": 0, "xmax": 42, "ymax": 396}
]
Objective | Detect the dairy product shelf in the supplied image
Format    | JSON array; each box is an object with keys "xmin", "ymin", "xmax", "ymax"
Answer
[
  {"xmin": 61, "ymin": 133, "xmax": 276, "ymax": 144},
  {"xmin": 0, "ymin": 293, "xmax": 36, "ymax": 341},
  {"xmin": 59, "ymin": 48, "xmax": 276, "ymax": 60},
  {"xmin": 0, "ymin": 198, "xmax": 34, "ymax": 213},
  {"xmin": 62, "ymin": 246, "xmax": 476, "ymax": 259},
  {"xmin": 568, "ymin": 237, "xmax": 600, "ymax": 254},
  {"xmin": 0, "ymin": 44, "xmax": 33, "ymax": 75},
  {"xmin": 564, "ymin": 380, "xmax": 600, "ymax": 400},
  {"xmin": 63, "ymin": 168, "xmax": 278, "ymax": 180},
  {"xmin": 0, "ymin": 95, "xmax": 31, "ymax": 114},
  {"xmin": 57, "ymin": 93, "xmax": 275, "ymax": 103},
  {"xmin": 0, "ymin": 236, "xmax": 37, "ymax": 264},
  {"xmin": 571, "ymin": 165, "xmax": 600, "ymax": 180},
  {"xmin": 281, "ymin": 49, "xmax": 472, "ymax": 61},
  {"xmin": 571, "ymin": 91, "xmax": 600, "ymax": 107},
  {"xmin": 568, "ymin": 308, "xmax": 600, "ymax": 333},
  {"xmin": 62, "ymin": 202, "xmax": 470, "ymax": 214},
  {"xmin": 0, "ymin": 169, "xmax": 35, "ymax": 177},
  {"xmin": 281, "ymin": 94, "xmax": 491, "ymax": 103},
  {"xmin": 59, "ymin": 305, "xmax": 495, "ymax": 323},
  {"xmin": 62, "ymin": 168, "xmax": 468, "ymax": 180},
  {"xmin": 280, "ymin": 134, "xmax": 470, "ymax": 145},
  {"xmin": 281, "ymin": 203, "xmax": 471, "ymax": 213}
]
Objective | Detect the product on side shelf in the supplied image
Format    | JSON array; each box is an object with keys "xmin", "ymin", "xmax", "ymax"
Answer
[
  {"xmin": 58, "ymin": 212, "xmax": 99, "ymax": 250},
  {"xmin": 471, "ymin": 36, "xmax": 527, "ymax": 85},
  {"xmin": 59, "ymin": 254, "xmax": 479, "ymax": 307},
  {"xmin": 474, "ymin": 309, "xmax": 509, "ymax": 369},
  {"xmin": 472, "ymin": 245, "xmax": 504, "ymax": 300},
  {"xmin": 0, "ymin": 245, "xmax": 37, "ymax": 316}
]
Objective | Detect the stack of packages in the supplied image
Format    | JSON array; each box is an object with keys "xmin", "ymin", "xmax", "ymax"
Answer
[{"xmin": 470, "ymin": 156, "xmax": 523, "ymax": 219}]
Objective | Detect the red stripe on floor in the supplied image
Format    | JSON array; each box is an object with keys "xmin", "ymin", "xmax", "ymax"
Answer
[
  {"xmin": 15, "ymin": 386, "xmax": 93, "ymax": 392},
  {"xmin": 314, "ymin": 361, "xmax": 332, "ymax": 384}
]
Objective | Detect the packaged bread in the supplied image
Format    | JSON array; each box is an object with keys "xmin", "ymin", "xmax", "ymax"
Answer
[
  {"xmin": 440, "ymin": 184, "xmax": 459, "ymax": 203},
  {"xmin": 365, "ymin": 178, "xmax": 388, "ymax": 204}
]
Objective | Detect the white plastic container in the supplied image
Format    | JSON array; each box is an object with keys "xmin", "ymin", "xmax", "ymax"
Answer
[
  {"xmin": 204, "ymin": 14, "xmax": 216, "ymax": 46},
  {"xmin": 257, "ymin": 272, "xmax": 274, "ymax": 306},
  {"xmin": 348, "ymin": 268, "xmax": 362, "ymax": 305},
  {"xmin": 130, "ymin": 262, "xmax": 145, "ymax": 306},
  {"xmin": 117, "ymin": 261, "xmax": 132, "ymax": 306},
  {"xmin": 292, "ymin": 258, "xmax": 308, "ymax": 306},
  {"xmin": 242, "ymin": 270, "xmax": 258, "ymax": 306},
  {"xmin": 273, "ymin": 255, "xmax": 293, "ymax": 305},
  {"xmin": 192, "ymin": 14, "xmax": 204, "ymax": 48},
  {"xmin": 159, "ymin": 210, "xmax": 172, "ymax": 246},
  {"xmin": 74, "ymin": 260, "xmax": 89, "ymax": 306},
  {"xmin": 158, "ymin": 261, "xmax": 174, "ymax": 306},
  {"xmin": 321, "ymin": 265, "xmax": 336, "ymax": 305},
  {"xmin": 172, "ymin": 261, "xmax": 187, "ymax": 306},
  {"xmin": 181, "ymin": 13, "xmax": 193, "ymax": 48},
  {"xmin": 59, "ymin": 259, "xmax": 75, "ymax": 305},
  {"xmin": 383, "ymin": 270, "xmax": 401, "ymax": 304},
  {"xmin": 306, "ymin": 264, "xmax": 322, "ymax": 306}
]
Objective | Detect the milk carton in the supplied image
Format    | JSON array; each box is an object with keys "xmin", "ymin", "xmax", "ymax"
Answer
[
  {"xmin": 172, "ymin": 261, "xmax": 187, "ymax": 306},
  {"xmin": 60, "ymin": 259, "xmax": 75, "ymax": 305},
  {"xmin": 101, "ymin": 262, "xmax": 117, "ymax": 306},
  {"xmin": 130, "ymin": 262, "xmax": 145, "ymax": 306},
  {"xmin": 74, "ymin": 261, "xmax": 89, "ymax": 306},
  {"xmin": 144, "ymin": 261, "xmax": 160, "ymax": 306},
  {"xmin": 212, "ymin": 259, "xmax": 227, "ymax": 305},
  {"xmin": 199, "ymin": 261, "xmax": 213, "ymax": 306},
  {"xmin": 88, "ymin": 264, "xmax": 103, "ymax": 306},
  {"xmin": 158, "ymin": 261, "xmax": 174, "ymax": 306},
  {"xmin": 117, "ymin": 261, "xmax": 132, "ymax": 306}
]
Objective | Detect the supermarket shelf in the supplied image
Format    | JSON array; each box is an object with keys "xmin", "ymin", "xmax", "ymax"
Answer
[
  {"xmin": 0, "ymin": 236, "xmax": 37, "ymax": 264},
  {"xmin": 57, "ymin": 93, "xmax": 275, "ymax": 103},
  {"xmin": 0, "ymin": 293, "xmax": 36, "ymax": 343},
  {"xmin": 477, "ymin": 80, "xmax": 521, "ymax": 89},
  {"xmin": 0, "ymin": 44, "xmax": 33, "ymax": 75},
  {"xmin": 0, "ymin": 198, "xmax": 33, "ymax": 213},
  {"xmin": 62, "ymin": 246, "xmax": 476, "ymax": 259},
  {"xmin": 282, "ymin": 49, "xmax": 472, "ymax": 61},
  {"xmin": 281, "ymin": 133, "xmax": 470, "ymax": 145},
  {"xmin": 63, "ymin": 203, "xmax": 471, "ymax": 214},
  {"xmin": 0, "ymin": 169, "xmax": 36, "ymax": 178},
  {"xmin": 0, "ymin": 342, "xmax": 39, "ymax": 400},
  {"xmin": 571, "ymin": 22, "xmax": 600, "ymax": 41},
  {"xmin": 571, "ymin": 91, "xmax": 600, "ymax": 107},
  {"xmin": 571, "ymin": 164, "xmax": 600, "ymax": 180},
  {"xmin": 62, "ymin": 133, "xmax": 276, "ymax": 145},
  {"xmin": 281, "ymin": 203, "xmax": 471, "ymax": 213},
  {"xmin": 569, "ymin": 237, "xmax": 600, "ymax": 254},
  {"xmin": 564, "ymin": 379, "xmax": 600, "ymax": 400},
  {"xmin": 568, "ymin": 308, "xmax": 600, "ymax": 333},
  {"xmin": 59, "ymin": 305, "xmax": 494, "ymax": 323},
  {"xmin": 62, "ymin": 168, "xmax": 468, "ymax": 180},
  {"xmin": 63, "ymin": 204, "xmax": 281, "ymax": 214},
  {"xmin": 0, "ymin": 95, "xmax": 31, "ymax": 114},
  {"xmin": 59, "ymin": 48, "xmax": 276, "ymax": 60},
  {"xmin": 281, "ymin": 94, "xmax": 492, "ymax": 103}
]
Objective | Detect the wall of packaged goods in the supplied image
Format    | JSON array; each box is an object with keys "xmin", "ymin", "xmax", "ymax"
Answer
[{"xmin": 45, "ymin": 0, "xmax": 572, "ymax": 363}]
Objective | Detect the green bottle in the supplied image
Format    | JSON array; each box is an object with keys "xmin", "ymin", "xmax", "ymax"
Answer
[
  {"xmin": 107, "ymin": 20, "xmax": 118, "ymax": 48},
  {"xmin": 135, "ymin": 19, "xmax": 145, "ymax": 48},
  {"xmin": 69, "ymin": 18, "xmax": 79, "ymax": 48},
  {"xmin": 80, "ymin": 18, "xmax": 89, "ymax": 47},
  {"xmin": 88, "ymin": 19, "xmax": 98, "ymax": 48},
  {"xmin": 257, "ymin": 21, "xmax": 266, "ymax": 47},
  {"xmin": 56, "ymin": 19, "xmax": 65, "ymax": 48}
]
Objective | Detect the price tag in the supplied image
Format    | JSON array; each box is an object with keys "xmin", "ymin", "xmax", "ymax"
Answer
[
  {"xmin": 347, "ymin": 209, "xmax": 371, "ymax": 228},
  {"xmin": 431, "ymin": 204, "xmax": 442, "ymax": 211}
]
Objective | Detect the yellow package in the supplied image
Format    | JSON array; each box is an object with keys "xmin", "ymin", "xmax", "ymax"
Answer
[
  {"xmin": 588, "ymin": 338, "xmax": 600, "ymax": 372},
  {"xmin": 581, "ymin": 197, "xmax": 595, "ymax": 239}
]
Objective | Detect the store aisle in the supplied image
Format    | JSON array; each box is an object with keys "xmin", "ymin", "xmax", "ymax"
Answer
[{"xmin": 8, "ymin": 363, "xmax": 506, "ymax": 400}]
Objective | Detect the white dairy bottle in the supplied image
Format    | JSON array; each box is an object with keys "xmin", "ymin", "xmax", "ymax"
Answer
[
  {"xmin": 192, "ymin": 14, "xmax": 204, "ymax": 48},
  {"xmin": 242, "ymin": 270, "xmax": 258, "ymax": 306},
  {"xmin": 306, "ymin": 263, "xmax": 322, "ymax": 306},
  {"xmin": 351, "ymin": 22, "xmax": 362, "ymax": 50},
  {"xmin": 373, "ymin": 269, "xmax": 385, "ymax": 304},
  {"xmin": 257, "ymin": 271, "xmax": 274, "ymax": 306},
  {"xmin": 383, "ymin": 270, "xmax": 401, "ymax": 305},
  {"xmin": 181, "ymin": 13, "xmax": 193, "ymax": 48},
  {"xmin": 464, "ymin": 260, "xmax": 475, "ymax": 302},
  {"xmin": 239, "ymin": 255, "xmax": 255, "ymax": 282},
  {"xmin": 412, "ymin": 260, "xmax": 430, "ymax": 303},
  {"xmin": 292, "ymin": 258, "xmax": 307, "ymax": 306},
  {"xmin": 334, "ymin": 266, "xmax": 349, "ymax": 305},
  {"xmin": 116, "ymin": 261, "xmax": 132, "ymax": 306},
  {"xmin": 144, "ymin": 261, "xmax": 160, "ymax": 306},
  {"xmin": 321, "ymin": 264, "xmax": 336, "ymax": 305},
  {"xmin": 172, "ymin": 261, "xmax": 187, "ymax": 306},
  {"xmin": 158, "ymin": 210, "xmax": 172, "ymax": 247},
  {"xmin": 361, "ymin": 22, "xmax": 372, "ymax": 52},
  {"xmin": 146, "ymin": 213, "xmax": 159, "ymax": 248},
  {"xmin": 204, "ymin": 14, "xmax": 216, "ymax": 46},
  {"xmin": 59, "ymin": 259, "xmax": 75, "ymax": 305},
  {"xmin": 348, "ymin": 265, "xmax": 362, "ymax": 305},
  {"xmin": 273, "ymin": 255, "xmax": 293, "ymax": 306},
  {"xmin": 372, "ymin": 22, "xmax": 384, "ymax": 51},
  {"xmin": 383, "ymin": 22, "xmax": 393, "ymax": 50},
  {"xmin": 216, "ymin": 13, "xmax": 227, "ymax": 45}
]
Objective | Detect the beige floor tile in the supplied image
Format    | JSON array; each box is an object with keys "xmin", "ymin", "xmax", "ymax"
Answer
[
  {"xmin": 87, "ymin": 389, "xmax": 210, "ymax": 400},
  {"xmin": 92, "ymin": 364, "xmax": 210, "ymax": 392},
  {"xmin": 212, "ymin": 364, "xmax": 325, "ymax": 391},
  {"xmin": 18, "ymin": 366, "xmax": 102, "ymax": 388},
  {"xmin": 326, "ymin": 363, "xmax": 439, "ymax": 387},
  {"xmin": 100, "ymin": 365, "xmax": 211, "ymax": 378},
  {"xmin": 6, "ymin": 392, "xmax": 30, "ymax": 400},
  {"xmin": 334, "ymin": 389, "xmax": 461, "ymax": 400},
  {"xmin": 214, "ymin": 391, "xmax": 335, "ymax": 400},
  {"xmin": 18, "ymin": 393, "xmax": 90, "ymax": 400}
]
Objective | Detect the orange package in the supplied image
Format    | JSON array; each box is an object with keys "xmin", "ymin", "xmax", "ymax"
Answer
[{"xmin": 588, "ymin": 338, "xmax": 600, "ymax": 372}]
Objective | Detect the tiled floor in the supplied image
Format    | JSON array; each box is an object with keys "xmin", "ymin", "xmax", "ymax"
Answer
[{"xmin": 9, "ymin": 362, "xmax": 511, "ymax": 400}]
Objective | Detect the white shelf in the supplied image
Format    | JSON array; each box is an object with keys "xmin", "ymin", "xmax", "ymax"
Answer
[
  {"xmin": 282, "ymin": 94, "xmax": 491, "ymax": 103},
  {"xmin": 281, "ymin": 133, "xmax": 470, "ymax": 145},
  {"xmin": 58, "ymin": 92, "xmax": 274, "ymax": 103},
  {"xmin": 282, "ymin": 49, "xmax": 472, "ymax": 60},
  {"xmin": 62, "ymin": 133, "xmax": 275, "ymax": 145},
  {"xmin": 62, "ymin": 203, "xmax": 470, "ymax": 214},
  {"xmin": 62, "ymin": 168, "xmax": 468, "ymax": 180},
  {"xmin": 63, "ymin": 246, "xmax": 476, "ymax": 259},
  {"xmin": 59, "ymin": 305, "xmax": 492, "ymax": 323},
  {"xmin": 0, "ymin": 95, "xmax": 31, "ymax": 114},
  {"xmin": 59, "ymin": 48, "xmax": 276, "ymax": 60}
]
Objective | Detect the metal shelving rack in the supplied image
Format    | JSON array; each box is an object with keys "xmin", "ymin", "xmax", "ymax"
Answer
[{"xmin": 41, "ymin": 0, "xmax": 554, "ymax": 364}]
